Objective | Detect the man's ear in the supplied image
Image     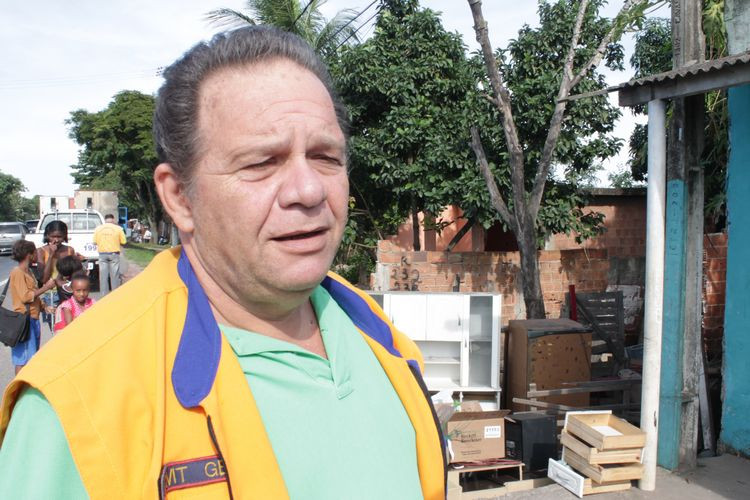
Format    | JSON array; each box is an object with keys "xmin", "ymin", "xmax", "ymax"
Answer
[{"xmin": 154, "ymin": 163, "xmax": 195, "ymax": 234}]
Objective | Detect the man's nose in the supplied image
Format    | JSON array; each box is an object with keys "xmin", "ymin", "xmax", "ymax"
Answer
[{"xmin": 277, "ymin": 156, "xmax": 326, "ymax": 208}]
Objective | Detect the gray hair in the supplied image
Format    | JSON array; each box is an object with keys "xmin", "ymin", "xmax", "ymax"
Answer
[{"xmin": 153, "ymin": 25, "xmax": 349, "ymax": 181}]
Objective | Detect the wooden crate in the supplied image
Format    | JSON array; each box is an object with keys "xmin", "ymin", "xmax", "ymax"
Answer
[
  {"xmin": 563, "ymin": 447, "xmax": 643, "ymax": 483},
  {"xmin": 561, "ymin": 431, "xmax": 642, "ymax": 464},
  {"xmin": 583, "ymin": 478, "xmax": 632, "ymax": 495},
  {"xmin": 566, "ymin": 413, "xmax": 646, "ymax": 450}
]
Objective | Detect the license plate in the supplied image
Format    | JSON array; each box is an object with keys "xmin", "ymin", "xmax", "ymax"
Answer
[{"xmin": 87, "ymin": 262, "xmax": 94, "ymax": 270}]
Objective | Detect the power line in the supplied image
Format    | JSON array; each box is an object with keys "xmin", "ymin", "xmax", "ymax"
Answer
[
  {"xmin": 335, "ymin": 7, "xmax": 380, "ymax": 50},
  {"xmin": 291, "ymin": 0, "xmax": 315, "ymax": 28},
  {"xmin": 326, "ymin": 0, "xmax": 379, "ymax": 43}
]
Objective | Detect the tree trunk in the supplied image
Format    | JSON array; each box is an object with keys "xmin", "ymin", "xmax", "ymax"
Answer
[{"xmin": 517, "ymin": 227, "xmax": 546, "ymax": 318}]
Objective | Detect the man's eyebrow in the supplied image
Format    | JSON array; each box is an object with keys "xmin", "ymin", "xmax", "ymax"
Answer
[
  {"xmin": 307, "ymin": 132, "xmax": 346, "ymax": 152},
  {"xmin": 225, "ymin": 134, "xmax": 292, "ymax": 162}
]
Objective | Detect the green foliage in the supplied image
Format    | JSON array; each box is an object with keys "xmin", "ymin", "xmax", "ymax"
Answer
[
  {"xmin": 628, "ymin": 3, "xmax": 729, "ymax": 227},
  {"xmin": 206, "ymin": 0, "xmax": 360, "ymax": 58},
  {"xmin": 66, "ymin": 91, "xmax": 163, "ymax": 228},
  {"xmin": 475, "ymin": 0, "xmax": 625, "ymax": 241},
  {"xmin": 0, "ymin": 171, "xmax": 33, "ymax": 221},
  {"xmin": 502, "ymin": 0, "xmax": 623, "ymax": 178},
  {"xmin": 608, "ymin": 165, "xmax": 641, "ymax": 188},
  {"xmin": 330, "ymin": 0, "xmax": 630, "ymax": 282},
  {"xmin": 332, "ymin": 1, "xmax": 482, "ymax": 279}
]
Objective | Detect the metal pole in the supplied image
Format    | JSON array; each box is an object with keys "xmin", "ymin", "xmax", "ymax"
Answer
[{"xmin": 640, "ymin": 98, "xmax": 667, "ymax": 491}]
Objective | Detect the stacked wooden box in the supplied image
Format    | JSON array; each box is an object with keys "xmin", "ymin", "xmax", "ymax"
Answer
[{"xmin": 559, "ymin": 412, "xmax": 646, "ymax": 495}]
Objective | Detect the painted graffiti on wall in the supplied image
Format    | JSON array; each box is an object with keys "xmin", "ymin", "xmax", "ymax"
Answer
[{"xmin": 390, "ymin": 256, "xmax": 421, "ymax": 291}]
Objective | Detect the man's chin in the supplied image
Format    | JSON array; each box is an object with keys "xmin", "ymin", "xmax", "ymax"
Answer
[{"xmin": 273, "ymin": 273, "xmax": 328, "ymax": 294}]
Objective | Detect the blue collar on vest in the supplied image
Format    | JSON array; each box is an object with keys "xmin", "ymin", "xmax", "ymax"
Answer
[
  {"xmin": 172, "ymin": 251, "xmax": 418, "ymax": 408},
  {"xmin": 173, "ymin": 250, "xmax": 222, "ymax": 408}
]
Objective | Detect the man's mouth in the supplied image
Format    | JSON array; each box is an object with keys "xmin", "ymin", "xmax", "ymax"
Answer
[{"xmin": 274, "ymin": 229, "xmax": 326, "ymax": 241}]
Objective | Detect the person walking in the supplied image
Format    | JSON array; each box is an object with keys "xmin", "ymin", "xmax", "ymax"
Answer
[{"xmin": 92, "ymin": 214, "xmax": 126, "ymax": 294}]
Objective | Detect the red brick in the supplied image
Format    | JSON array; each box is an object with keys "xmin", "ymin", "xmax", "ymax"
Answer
[
  {"xmin": 704, "ymin": 270, "xmax": 726, "ymax": 283},
  {"xmin": 705, "ymin": 293, "xmax": 726, "ymax": 306}
]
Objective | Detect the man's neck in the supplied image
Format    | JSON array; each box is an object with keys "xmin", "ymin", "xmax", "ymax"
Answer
[{"xmin": 182, "ymin": 244, "xmax": 328, "ymax": 358}]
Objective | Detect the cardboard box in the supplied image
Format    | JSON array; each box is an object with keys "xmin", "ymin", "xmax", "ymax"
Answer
[{"xmin": 446, "ymin": 409, "xmax": 510, "ymax": 463}]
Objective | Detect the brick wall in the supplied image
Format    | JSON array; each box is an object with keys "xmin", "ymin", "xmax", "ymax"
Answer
[
  {"xmin": 545, "ymin": 192, "xmax": 647, "ymax": 258},
  {"xmin": 703, "ymin": 233, "xmax": 727, "ymax": 363},
  {"xmin": 375, "ymin": 241, "xmax": 610, "ymax": 324}
]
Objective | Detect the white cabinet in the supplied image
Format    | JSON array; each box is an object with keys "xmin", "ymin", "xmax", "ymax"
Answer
[
  {"xmin": 425, "ymin": 294, "xmax": 465, "ymax": 341},
  {"xmin": 374, "ymin": 292, "xmax": 501, "ymax": 397},
  {"xmin": 385, "ymin": 294, "xmax": 427, "ymax": 341}
]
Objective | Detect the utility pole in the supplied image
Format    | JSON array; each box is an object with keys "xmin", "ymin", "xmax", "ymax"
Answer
[{"xmin": 658, "ymin": 0, "xmax": 705, "ymax": 471}]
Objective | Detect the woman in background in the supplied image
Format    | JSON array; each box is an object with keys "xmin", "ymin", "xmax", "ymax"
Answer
[
  {"xmin": 9, "ymin": 240, "xmax": 56, "ymax": 373},
  {"xmin": 34, "ymin": 221, "xmax": 77, "ymax": 328}
]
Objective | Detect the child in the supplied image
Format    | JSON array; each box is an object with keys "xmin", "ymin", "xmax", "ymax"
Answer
[
  {"xmin": 54, "ymin": 271, "xmax": 96, "ymax": 333},
  {"xmin": 55, "ymin": 255, "xmax": 84, "ymax": 302}
]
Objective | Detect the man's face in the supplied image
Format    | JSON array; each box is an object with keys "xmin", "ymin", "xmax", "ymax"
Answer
[{"xmin": 185, "ymin": 59, "xmax": 349, "ymax": 307}]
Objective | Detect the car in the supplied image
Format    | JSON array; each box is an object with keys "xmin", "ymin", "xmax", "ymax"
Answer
[
  {"xmin": 25, "ymin": 219, "xmax": 39, "ymax": 232},
  {"xmin": 0, "ymin": 222, "xmax": 28, "ymax": 255}
]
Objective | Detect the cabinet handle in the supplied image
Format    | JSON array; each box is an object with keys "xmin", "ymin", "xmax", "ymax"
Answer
[{"xmin": 458, "ymin": 315, "xmax": 461, "ymax": 326}]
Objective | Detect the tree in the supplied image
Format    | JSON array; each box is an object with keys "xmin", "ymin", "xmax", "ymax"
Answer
[
  {"xmin": 67, "ymin": 91, "xmax": 163, "ymax": 230},
  {"xmin": 467, "ymin": 0, "xmax": 651, "ymax": 318},
  {"xmin": 0, "ymin": 171, "xmax": 34, "ymax": 221},
  {"xmin": 333, "ymin": 0, "xmax": 478, "ymax": 255},
  {"xmin": 206, "ymin": 0, "xmax": 361, "ymax": 58}
]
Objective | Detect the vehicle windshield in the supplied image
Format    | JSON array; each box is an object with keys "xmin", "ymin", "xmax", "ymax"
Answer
[
  {"xmin": 0, "ymin": 224, "xmax": 21, "ymax": 234},
  {"xmin": 40, "ymin": 213, "xmax": 102, "ymax": 232}
]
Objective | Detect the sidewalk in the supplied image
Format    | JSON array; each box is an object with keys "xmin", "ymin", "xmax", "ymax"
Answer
[{"xmin": 499, "ymin": 454, "xmax": 748, "ymax": 499}]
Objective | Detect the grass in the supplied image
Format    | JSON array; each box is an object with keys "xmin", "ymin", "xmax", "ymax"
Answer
[{"xmin": 122, "ymin": 242, "xmax": 167, "ymax": 268}]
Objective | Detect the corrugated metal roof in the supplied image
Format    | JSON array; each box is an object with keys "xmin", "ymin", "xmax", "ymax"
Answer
[{"xmin": 619, "ymin": 50, "xmax": 750, "ymax": 90}]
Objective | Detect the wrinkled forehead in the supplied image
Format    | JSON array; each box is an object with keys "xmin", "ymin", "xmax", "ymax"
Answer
[
  {"xmin": 198, "ymin": 58, "xmax": 336, "ymax": 115},
  {"xmin": 193, "ymin": 59, "xmax": 343, "ymax": 156}
]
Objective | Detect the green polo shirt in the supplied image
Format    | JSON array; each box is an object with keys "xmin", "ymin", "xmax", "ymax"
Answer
[
  {"xmin": 0, "ymin": 286, "xmax": 423, "ymax": 500},
  {"xmin": 221, "ymin": 285, "xmax": 422, "ymax": 499}
]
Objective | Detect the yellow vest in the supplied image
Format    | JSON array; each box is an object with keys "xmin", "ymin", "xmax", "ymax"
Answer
[{"xmin": 0, "ymin": 248, "xmax": 446, "ymax": 499}]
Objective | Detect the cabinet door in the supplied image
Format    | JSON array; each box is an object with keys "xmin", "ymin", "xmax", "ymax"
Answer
[
  {"xmin": 425, "ymin": 295, "xmax": 466, "ymax": 341},
  {"xmin": 388, "ymin": 294, "xmax": 427, "ymax": 341}
]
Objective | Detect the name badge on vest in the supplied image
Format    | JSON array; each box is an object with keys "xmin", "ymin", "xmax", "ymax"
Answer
[{"xmin": 159, "ymin": 455, "xmax": 228, "ymax": 497}]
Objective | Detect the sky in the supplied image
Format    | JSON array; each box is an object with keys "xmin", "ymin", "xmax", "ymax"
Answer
[{"xmin": 0, "ymin": 1, "xmax": 663, "ymax": 200}]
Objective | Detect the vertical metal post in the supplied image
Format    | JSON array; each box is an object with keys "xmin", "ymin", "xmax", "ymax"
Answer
[{"xmin": 640, "ymin": 98, "xmax": 667, "ymax": 491}]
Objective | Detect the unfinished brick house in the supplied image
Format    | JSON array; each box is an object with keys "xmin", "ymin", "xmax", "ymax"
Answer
[{"xmin": 371, "ymin": 187, "xmax": 727, "ymax": 363}]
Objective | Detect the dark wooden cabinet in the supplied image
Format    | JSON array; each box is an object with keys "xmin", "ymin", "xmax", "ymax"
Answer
[{"xmin": 506, "ymin": 319, "xmax": 591, "ymax": 412}]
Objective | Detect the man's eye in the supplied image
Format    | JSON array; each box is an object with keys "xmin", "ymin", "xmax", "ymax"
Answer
[
  {"xmin": 247, "ymin": 158, "xmax": 276, "ymax": 168},
  {"xmin": 313, "ymin": 155, "xmax": 343, "ymax": 165}
]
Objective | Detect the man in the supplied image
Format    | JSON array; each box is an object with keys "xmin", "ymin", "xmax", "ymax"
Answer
[
  {"xmin": 92, "ymin": 213, "xmax": 127, "ymax": 293},
  {"xmin": 0, "ymin": 27, "xmax": 445, "ymax": 499}
]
